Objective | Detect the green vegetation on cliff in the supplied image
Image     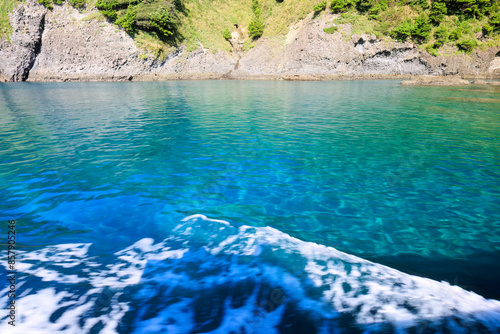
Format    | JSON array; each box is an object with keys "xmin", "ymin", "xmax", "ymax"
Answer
[
  {"xmin": 0, "ymin": 0, "xmax": 18, "ymax": 40},
  {"xmin": 86, "ymin": 0, "xmax": 500, "ymax": 55},
  {"xmin": 1, "ymin": 0, "xmax": 499, "ymax": 57},
  {"xmin": 333, "ymin": 0, "xmax": 500, "ymax": 54}
]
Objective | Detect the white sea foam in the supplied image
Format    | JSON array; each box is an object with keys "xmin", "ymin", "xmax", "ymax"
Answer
[{"xmin": 1, "ymin": 214, "xmax": 499, "ymax": 333}]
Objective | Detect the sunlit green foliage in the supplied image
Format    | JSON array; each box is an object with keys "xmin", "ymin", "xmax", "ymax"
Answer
[
  {"xmin": 249, "ymin": 0, "xmax": 264, "ymax": 39},
  {"xmin": 1, "ymin": 0, "xmax": 18, "ymax": 41},
  {"xmin": 330, "ymin": 0, "xmax": 352, "ymax": 12},
  {"xmin": 332, "ymin": 0, "xmax": 499, "ymax": 54},
  {"xmin": 433, "ymin": 25, "xmax": 448, "ymax": 47},
  {"xmin": 4, "ymin": 0, "xmax": 496, "ymax": 55},
  {"xmin": 249, "ymin": 19, "xmax": 264, "ymax": 38},
  {"xmin": 323, "ymin": 26, "xmax": 339, "ymax": 33},
  {"xmin": 429, "ymin": 1, "xmax": 447, "ymax": 24},
  {"xmin": 490, "ymin": 12, "xmax": 500, "ymax": 31},
  {"xmin": 222, "ymin": 27, "xmax": 232, "ymax": 40},
  {"xmin": 115, "ymin": 7, "xmax": 136, "ymax": 33},
  {"xmin": 391, "ymin": 16, "xmax": 431, "ymax": 42},
  {"xmin": 313, "ymin": 1, "xmax": 327, "ymax": 14},
  {"xmin": 456, "ymin": 38, "xmax": 477, "ymax": 52},
  {"xmin": 68, "ymin": 0, "xmax": 86, "ymax": 9}
]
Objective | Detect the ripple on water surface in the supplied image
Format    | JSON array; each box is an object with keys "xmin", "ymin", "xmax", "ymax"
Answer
[{"xmin": 0, "ymin": 81, "xmax": 499, "ymax": 332}]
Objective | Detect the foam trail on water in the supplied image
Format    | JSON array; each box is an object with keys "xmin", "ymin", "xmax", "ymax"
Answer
[{"xmin": 1, "ymin": 214, "xmax": 499, "ymax": 333}]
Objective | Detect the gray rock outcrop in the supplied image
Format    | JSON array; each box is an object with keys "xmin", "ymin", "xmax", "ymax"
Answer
[
  {"xmin": 0, "ymin": 1, "xmax": 47, "ymax": 81},
  {"xmin": 233, "ymin": 14, "xmax": 430, "ymax": 78},
  {"xmin": 28, "ymin": 5, "xmax": 148, "ymax": 81}
]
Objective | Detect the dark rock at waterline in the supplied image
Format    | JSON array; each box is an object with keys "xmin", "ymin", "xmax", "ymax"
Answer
[
  {"xmin": 401, "ymin": 76, "xmax": 471, "ymax": 86},
  {"xmin": 470, "ymin": 79, "xmax": 500, "ymax": 85}
]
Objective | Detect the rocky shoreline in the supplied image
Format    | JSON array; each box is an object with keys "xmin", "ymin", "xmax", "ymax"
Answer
[
  {"xmin": 401, "ymin": 76, "xmax": 500, "ymax": 86},
  {"xmin": 1, "ymin": 1, "xmax": 500, "ymax": 83}
]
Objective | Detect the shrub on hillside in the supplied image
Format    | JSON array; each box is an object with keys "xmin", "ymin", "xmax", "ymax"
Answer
[
  {"xmin": 150, "ymin": 8, "xmax": 178, "ymax": 40},
  {"xmin": 489, "ymin": 12, "xmax": 500, "ymax": 32},
  {"xmin": 416, "ymin": 0, "xmax": 430, "ymax": 10},
  {"xmin": 252, "ymin": 0, "xmax": 262, "ymax": 17},
  {"xmin": 456, "ymin": 38, "xmax": 477, "ymax": 52},
  {"xmin": 222, "ymin": 28, "xmax": 232, "ymax": 40},
  {"xmin": 37, "ymin": 0, "xmax": 50, "ymax": 8},
  {"xmin": 249, "ymin": 19, "xmax": 264, "ymax": 39},
  {"xmin": 323, "ymin": 26, "xmax": 338, "ymax": 34},
  {"xmin": 95, "ymin": 0, "xmax": 118, "ymax": 11},
  {"xmin": 95, "ymin": 0, "xmax": 120, "ymax": 19},
  {"xmin": 411, "ymin": 15, "xmax": 431, "ymax": 41},
  {"xmin": 433, "ymin": 25, "xmax": 448, "ymax": 47},
  {"xmin": 131, "ymin": 1, "xmax": 182, "ymax": 42},
  {"xmin": 446, "ymin": 0, "xmax": 491, "ymax": 18},
  {"xmin": 448, "ymin": 28, "xmax": 462, "ymax": 40},
  {"xmin": 349, "ymin": 0, "xmax": 388, "ymax": 19},
  {"xmin": 101, "ymin": 10, "xmax": 117, "ymax": 20},
  {"xmin": 96, "ymin": 0, "xmax": 140, "ymax": 9},
  {"xmin": 429, "ymin": 1, "xmax": 447, "ymax": 24},
  {"xmin": 330, "ymin": 0, "xmax": 351, "ymax": 12},
  {"xmin": 482, "ymin": 24, "xmax": 493, "ymax": 36},
  {"xmin": 391, "ymin": 16, "xmax": 431, "ymax": 42},
  {"xmin": 391, "ymin": 20, "xmax": 413, "ymax": 41},
  {"xmin": 116, "ymin": 7, "xmax": 136, "ymax": 33},
  {"xmin": 36, "ymin": 0, "xmax": 62, "ymax": 8},
  {"xmin": 426, "ymin": 43, "xmax": 439, "ymax": 56},
  {"xmin": 356, "ymin": 0, "xmax": 372, "ymax": 13},
  {"xmin": 68, "ymin": 0, "xmax": 86, "ymax": 8},
  {"xmin": 368, "ymin": 0, "xmax": 388, "ymax": 19},
  {"xmin": 37, "ymin": 0, "xmax": 53, "ymax": 9},
  {"xmin": 313, "ymin": 1, "xmax": 327, "ymax": 14}
]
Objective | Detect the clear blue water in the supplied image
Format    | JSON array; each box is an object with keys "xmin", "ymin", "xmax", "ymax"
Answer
[{"xmin": 1, "ymin": 80, "xmax": 499, "ymax": 333}]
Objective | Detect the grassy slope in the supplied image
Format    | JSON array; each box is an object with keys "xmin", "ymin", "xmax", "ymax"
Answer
[
  {"xmin": 179, "ymin": 0, "xmax": 252, "ymax": 51},
  {"xmin": 334, "ymin": 2, "xmax": 500, "ymax": 55},
  {"xmin": 166, "ymin": 0, "xmax": 500, "ymax": 55},
  {"xmin": 178, "ymin": 0, "xmax": 322, "ymax": 51}
]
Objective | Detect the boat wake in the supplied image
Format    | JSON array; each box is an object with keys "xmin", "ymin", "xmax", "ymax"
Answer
[{"xmin": 1, "ymin": 214, "xmax": 500, "ymax": 333}]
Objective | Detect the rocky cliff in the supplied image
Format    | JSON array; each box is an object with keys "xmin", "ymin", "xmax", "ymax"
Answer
[{"xmin": 1, "ymin": 0, "xmax": 499, "ymax": 82}]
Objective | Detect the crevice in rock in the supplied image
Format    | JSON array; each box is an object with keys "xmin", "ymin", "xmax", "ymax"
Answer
[
  {"xmin": 416, "ymin": 56, "xmax": 432, "ymax": 74},
  {"xmin": 222, "ymin": 52, "xmax": 242, "ymax": 79},
  {"xmin": 23, "ymin": 11, "xmax": 46, "ymax": 81},
  {"xmin": 234, "ymin": 55, "xmax": 241, "ymax": 70}
]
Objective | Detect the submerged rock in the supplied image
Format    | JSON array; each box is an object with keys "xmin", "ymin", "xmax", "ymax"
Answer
[
  {"xmin": 470, "ymin": 79, "xmax": 500, "ymax": 85},
  {"xmin": 401, "ymin": 76, "xmax": 471, "ymax": 86}
]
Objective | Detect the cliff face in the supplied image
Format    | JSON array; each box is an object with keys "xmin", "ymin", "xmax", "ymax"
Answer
[
  {"xmin": 1, "ymin": 1, "xmax": 499, "ymax": 82},
  {"xmin": 235, "ymin": 13, "xmax": 500, "ymax": 79},
  {"xmin": 0, "ymin": 3, "xmax": 47, "ymax": 81}
]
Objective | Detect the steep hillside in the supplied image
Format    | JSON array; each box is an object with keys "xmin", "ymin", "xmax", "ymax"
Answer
[
  {"xmin": 9, "ymin": 0, "xmax": 498, "ymax": 56},
  {"xmin": 0, "ymin": 0, "xmax": 499, "ymax": 81}
]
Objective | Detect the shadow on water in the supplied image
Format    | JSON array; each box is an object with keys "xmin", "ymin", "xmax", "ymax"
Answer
[{"xmin": 369, "ymin": 251, "xmax": 500, "ymax": 301}]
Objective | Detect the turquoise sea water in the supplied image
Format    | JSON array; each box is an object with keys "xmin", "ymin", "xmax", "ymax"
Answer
[{"xmin": 0, "ymin": 80, "xmax": 499, "ymax": 333}]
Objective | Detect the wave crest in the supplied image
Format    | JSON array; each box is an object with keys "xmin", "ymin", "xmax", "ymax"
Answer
[{"xmin": 1, "ymin": 214, "xmax": 499, "ymax": 333}]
